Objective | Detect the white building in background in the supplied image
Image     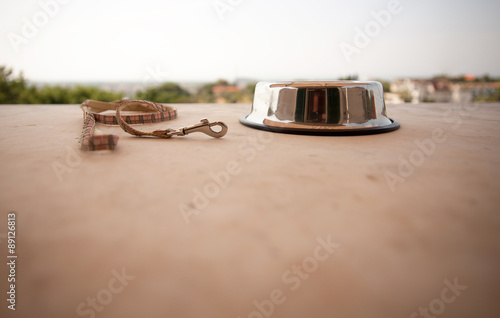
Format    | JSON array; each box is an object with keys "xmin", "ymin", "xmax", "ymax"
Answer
[
  {"xmin": 390, "ymin": 79, "xmax": 455, "ymax": 103},
  {"xmin": 390, "ymin": 79, "xmax": 499, "ymax": 103},
  {"xmin": 384, "ymin": 92, "xmax": 404, "ymax": 104}
]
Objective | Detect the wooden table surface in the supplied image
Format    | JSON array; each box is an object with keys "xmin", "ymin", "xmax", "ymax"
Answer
[{"xmin": 0, "ymin": 103, "xmax": 499, "ymax": 318}]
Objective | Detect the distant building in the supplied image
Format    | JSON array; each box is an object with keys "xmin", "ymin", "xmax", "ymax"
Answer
[
  {"xmin": 390, "ymin": 78, "xmax": 498, "ymax": 103},
  {"xmin": 211, "ymin": 86, "xmax": 240, "ymax": 94}
]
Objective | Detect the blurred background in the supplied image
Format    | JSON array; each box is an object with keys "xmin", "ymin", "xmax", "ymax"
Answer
[{"xmin": 0, "ymin": 0, "xmax": 499, "ymax": 104}]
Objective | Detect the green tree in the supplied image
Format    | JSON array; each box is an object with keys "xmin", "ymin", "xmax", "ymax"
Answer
[
  {"xmin": 479, "ymin": 73, "xmax": 492, "ymax": 82},
  {"xmin": 0, "ymin": 65, "xmax": 126, "ymax": 104},
  {"xmin": 19, "ymin": 85, "xmax": 40, "ymax": 104},
  {"xmin": 474, "ymin": 86, "xmax": 500, "ymax": 102},
  {"xmin": 215, "ymin": 79, "xmax": 229, "ymax": 86},
  {"xmin": 69, "ymin": 86, "xmax": 123, "ymax": 103},
  {"xmin": 374, "ymin": 79, "xmax": 391, "ymax": 93},
  {"xmin": 35, "ymin": 85, "xmax": 123, "ymax": 104},
  {"xmin": 0, "ymin": 66, "xmax": 29, "ymax": 104},
  {"xmin": 195, "ymin": 83, "xmax": 217, "ymax": 103},
  {"xmin": 398, "ymin": 90, "xmax": 413, "ymax": 103},
  {"xmin": 240, "ymin": 83, "xmax": 257, "ymax": 102},
  {"xmin": 136, "ymin": 83, "xmax": 191, "ymax": 103},
  {"xmin": 36, "ymin": 86, "xmax": 71, "ymax": 104},
  {"xmin": 339, "ymin": 74, "xmax": 359, "ymax": 81}
]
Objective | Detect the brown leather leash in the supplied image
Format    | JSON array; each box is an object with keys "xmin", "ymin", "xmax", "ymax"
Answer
[{"xmin": 79, "ymin": 99, "xmax": 228, "ymax": 151}]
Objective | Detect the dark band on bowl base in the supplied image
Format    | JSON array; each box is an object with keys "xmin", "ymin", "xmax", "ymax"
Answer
[{"xmin": 240, "ymin": 115, "xmax": 400, "ymax": 136}]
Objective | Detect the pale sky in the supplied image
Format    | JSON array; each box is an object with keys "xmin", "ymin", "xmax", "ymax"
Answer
[{"xmin": 1, "ymin": 0, "xmax": 499, "ymax": 83}]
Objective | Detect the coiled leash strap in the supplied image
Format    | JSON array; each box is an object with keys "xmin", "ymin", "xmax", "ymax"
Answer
[{"xmin": 79, "ymin": 99, "xmax": 228, "ymax": 151}]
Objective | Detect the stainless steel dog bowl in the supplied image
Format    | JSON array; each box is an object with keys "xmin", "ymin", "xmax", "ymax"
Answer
[{"xmin": 240, "ymin": 81, "xmax": 400, "ymax": 135}]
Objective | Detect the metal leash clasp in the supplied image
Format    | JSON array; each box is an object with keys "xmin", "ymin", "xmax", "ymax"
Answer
[{"xmin": 169, "ymin": 119, "xmax": 228, "ymax": 138}]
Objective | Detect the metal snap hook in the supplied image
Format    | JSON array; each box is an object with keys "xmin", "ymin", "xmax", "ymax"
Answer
[{"xmin": 169, "ymin": 119, "xmax": 228, "ymax": 138}]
